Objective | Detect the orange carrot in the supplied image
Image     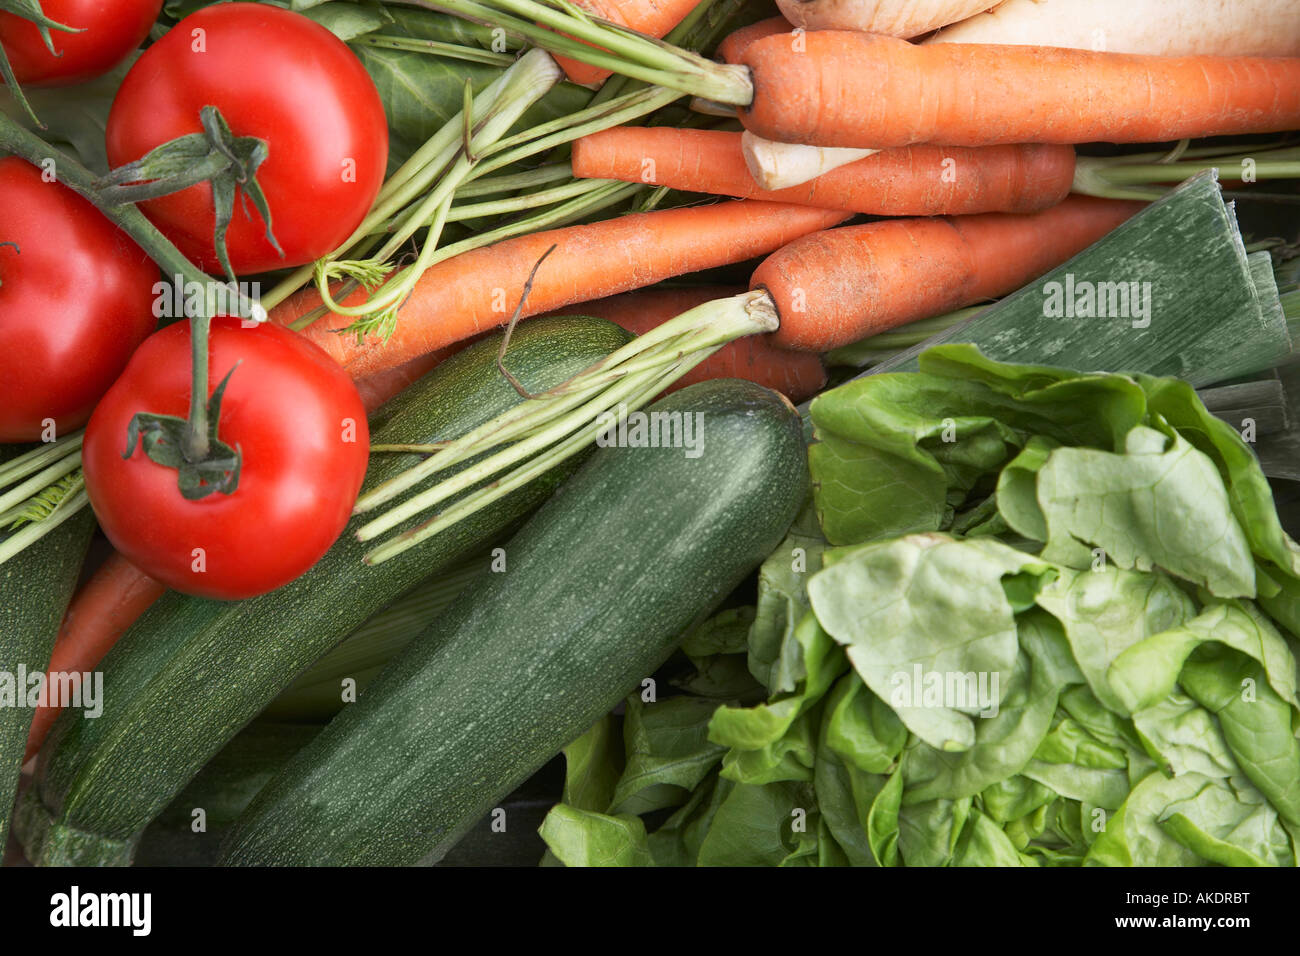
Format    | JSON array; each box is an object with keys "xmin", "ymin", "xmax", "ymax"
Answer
[
  {"xmin": 23, "ymin": 553, "xmax": 166, "ymax": 762},
  {"xmin": 272, "ymin": 200, "xmax": 851, "ymax": 381},
  {"xmin": 549, "ymin": 284, "xmax": 828, "ymax": 400},
  {"xmin": 573, "ymin": 127, "xmax": 1076, "ymax": 215},
  {"xmin": 754, "ymin": 195, "xmax": 1144, "ymax": 351},
  {"xmin": 739, "ymin": 31, "xmax": 1300, "ymax": 148},
  {"xmin": 552, "ymin": 0, "xmax": 700, "ymax": 85},
  {"xmin": 716, "ymin": 15, "xmax": 792, "ymax": 63}
]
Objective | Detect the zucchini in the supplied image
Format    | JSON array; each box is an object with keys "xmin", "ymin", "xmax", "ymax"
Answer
[
  {"xmin": 0, "ymin": 447, "xmax": 94, "ymax": 849},
  {"xmin": 134, "ymin": 720, "xmax": 322, "ymax": 867},
  {"xmin": 264, "ymin": 561, "xmax": 486, "ymax": 721},
  {"xmin": 136, "ymin": 723, "xmax": 560, "ymax": 867},
  {"xmin": 18, "ymin": 316, "xmax": 632, "ymax": 866},
  {"xmin": 220, "ymin": 379, "xmax": 809, "ymax": 866}
]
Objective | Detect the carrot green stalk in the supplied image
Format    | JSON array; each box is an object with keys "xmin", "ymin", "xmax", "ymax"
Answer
[
  {"xmin": 572, "ymin": 127, "xmax": 1077, "ymax": 214},
  {"xmin": 0, "ymin": 431, "xmax": 86, "ymax": 567},
  {"xmin": 548, "ymin": 284, "xmax": 828, "ymax": 400},
  {"xmin": 550, "ymin": 0, "xmax": 702, "ymax": 86},
  {"xmin": 352, "ymin": 289, "xmax": 779, "ymax": 563},
  {"xmin": 753, "ymin": 195, "xmax": 1144, "ymax": 351},
  {"xmin": 22, "ymin": 554, "xmax": 166, "ymax": 763},
  {"xmin": 1072, "ymin": 145, "xmax": 1300, "ymax": 202},
  {"xmin": 259, "ymin": 78, "xmax": 681, "ymax": 316},
  {"xmin": 270, "ymin": 199, "xmax": 849, "ymax": 380},
  {"xmin": 411, "ymin": 0, "xmax": 752, "ymax": 103},
  {"xmin": 309, "ymin": 49, "xmax": 567, "ymax": 338},
  {"xmin": 738, "ymin": 32, "xmax": 1300, "ymax": 148}
]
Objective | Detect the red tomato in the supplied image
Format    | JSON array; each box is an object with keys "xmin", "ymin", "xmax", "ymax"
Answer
[
  {"xmin": 0, "ymin": 156, "xmax": 158, "ymax": 443},
  {"xmin": 0, "ymin": 0, "xmax": 161, "ymax": 86},
  {"xmin": 82, "ymin": 317, "xmax": 370, "ymax": 599},
  {"xmin": 105, "ymin": 3, "xmax": 388, "ymax": 275}
]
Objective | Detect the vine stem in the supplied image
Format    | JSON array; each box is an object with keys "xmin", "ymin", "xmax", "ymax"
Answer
[
  {"xmin": 0, "ymin": 113, "xmax": 265, "ymax": 554},
  {"xmin": 0, "ymin": 114, "xmax": 264, "ymax": 324}
]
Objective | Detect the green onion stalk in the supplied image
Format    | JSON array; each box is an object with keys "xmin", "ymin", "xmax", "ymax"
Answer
[{"xmin": 0, "ymin": 114, "xmax": 265, "ymax": 564}]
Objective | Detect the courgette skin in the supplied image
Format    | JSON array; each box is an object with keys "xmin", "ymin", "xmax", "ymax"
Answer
[
  {"xmin": 133, "ymin": 721, "xmax": 322, "ymax": 867},
  {"xmin": 0, "ymin": 448, "xmax": 94, "ymax": 850},
  {"xmin": 220, "ymin": 379, "xmax": 809, "ymax": 866},
  {"xmin": 20, "ymin": 316, "xmax": 632, "ymax": 866},
  {"xmin": 134, "ymin": 722, "xmax": 559, "ymax": 867}
]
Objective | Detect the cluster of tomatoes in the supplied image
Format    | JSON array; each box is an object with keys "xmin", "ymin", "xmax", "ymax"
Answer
[{"xmin": 0, "ymin": 3, "xmax": 392, "ymax": 598}]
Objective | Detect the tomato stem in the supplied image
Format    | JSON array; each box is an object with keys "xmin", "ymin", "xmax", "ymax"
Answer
[
  {"xmin": 0, "ymin": 115, "xmax": 264, "ymax": 323},
  {"xmin": 97, "ymin": 105, "xmax": 282, "ymax": 283},
  {"xmin": 0, "ymin": 0, "xmax": 83, "ymax": 126},
  {"xmin": 187, "ymin": 314, "xmax": 213, "ymax": 461},
  {"xmin": 0, "ymin": 114, "xmax": 258, "ymax": 497}
]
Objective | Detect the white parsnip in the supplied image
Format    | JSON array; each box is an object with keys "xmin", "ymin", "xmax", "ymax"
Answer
[
  {"xmin": 930, "ymin": 0, "xmax": 1300, "ymax": 56},
  {"xmin": 774, "ymin": 0, "xmax": 1002, "ymax": 37}
]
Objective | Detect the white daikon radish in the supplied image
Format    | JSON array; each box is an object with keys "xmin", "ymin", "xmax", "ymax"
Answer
[
  {"xmin": 930, "ymin": 0, "xmax": 1300, "ymax": 57},
  {"xmin": 774, "ymin": 0, "xmax": 1003, "ymax": 38}
]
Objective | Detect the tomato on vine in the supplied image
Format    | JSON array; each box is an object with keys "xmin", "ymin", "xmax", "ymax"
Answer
[
  {"xmin": 104, "ymin": 3, "xmax": 389, "ymax": 276},
  {"xmin": 0, "ymin": 155, "xmax": 158, "ymax": 443},
  {"xmin": 82, "ymin": 317, "xmax": 371, "ymax": 599},
  {"xmin": 0, "ymin": 0, "xmax": 161, "ymax": 87}
]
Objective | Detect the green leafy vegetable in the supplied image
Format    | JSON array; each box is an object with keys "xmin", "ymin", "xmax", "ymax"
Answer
[{"xmin": 542, "ymin": 345, "xmax": 1300, "ymax": 866}]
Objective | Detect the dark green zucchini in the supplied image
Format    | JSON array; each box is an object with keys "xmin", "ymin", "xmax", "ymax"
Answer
[
  {"xmin": 18, "ymin": 316, "xmax": 632, "ymax": 866},
  {"xmin": 133, "ymin": 720, "xmax": 322, "ymax": 867},
  {"xmin": 0, "ymin": 446, "xmax": 94, "ymax": 849},
  {"xmin": 134, "ymin": 721, "xmax": 561, "ymax": 867},
  {"xmin": 220, "ymin": 379, "xmax": 809, "ymax": 866}
]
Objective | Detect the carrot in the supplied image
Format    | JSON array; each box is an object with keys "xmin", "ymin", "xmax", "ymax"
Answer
[
  {"xmin": 573, "ymin": 127, "xmax": 1076, "ymax": 215},
  {"xmin": 552, "ymin": 0, "xmax": 700, "ymax": 86},
  {"xmin": 754, "ymin": 195, "xmax": 1144, "ymax": 351},
  {"xmin": 23, "ymin": 552, "xmax": 166, "ymax": 762},
  {"xmin": 272, "ymin": 200, "xmax": 851, "ymax": 381},
  {"xmin": 739, "ymin": 31, "xmax": 1300, "ymax": 148},
  {"xmin": 774, "ymin": 0, "xmax": 1002, "ymax": 36},
  {"xmin": 715, "ymin": 15, "xmax": 792, "ymax": 63},
  {"xmin": 549, "ymin": 284, "xmax": 828, "ymax": 400},
  {"xmin": 930, "ymin": 0, "xmax": 1300, "ymax": 58}
]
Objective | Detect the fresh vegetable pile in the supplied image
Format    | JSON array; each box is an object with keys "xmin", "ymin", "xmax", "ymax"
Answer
[{"xmin": 0, "ymin": 0, "xmax": 1299, "ymax": 874}]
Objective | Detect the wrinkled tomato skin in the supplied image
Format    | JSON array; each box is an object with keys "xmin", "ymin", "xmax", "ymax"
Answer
[
  {"xmin": 0, "ymin": 156, "xmax": 158, "ymax": 443},
  {"xmin": 82, "ymin": 317, "xmax": 370, "ymax": 600},
  {"xmin": 0, "ymin": 0, "xmax": 162, "ymax": 86},
  {"xmin": 104, "ymin": 3, "xmax": 389, "ymax": 275}
]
